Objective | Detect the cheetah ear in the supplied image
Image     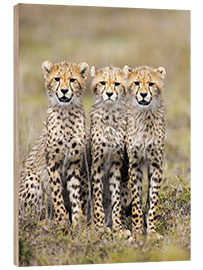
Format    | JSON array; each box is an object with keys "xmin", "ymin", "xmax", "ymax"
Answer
[
  {"xmin": 90, "ymin": 66, "xmax": 96, "ymax": 77},
  {"xmin": 77, "ymin": 62, "xmax": 89, "ymax": 80},
  {"xmin": 123, "ymin": 65, "xmax": 132, "ymax": 79},
  {"xmin": 42, "ymin": 60, "xmax": 53, "ymax": 74},
  {"xmin": 157, "ymin": 66, "xmax": 166, "ymax": 79}
]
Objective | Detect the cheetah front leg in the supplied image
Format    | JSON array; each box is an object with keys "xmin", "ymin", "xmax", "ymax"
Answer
[
  {"xmin": 109, "ymin": 161, "xmax": 123, "ymax": 232},
  {"xmin": 146, "ymin": 154, "xmax": 163, "ymax": 239},
  {"xmin": 47, "ymin": 161, "xmax": 67, "ymax": 224},
  {"xmin": 66, "ymin": 159, "xmax": 84, "ymax": 228},
  {"xmin": 129, "ymin": 158, "xmax": 144, "ymax": 237},
  {"xmin": 91, "ymin": 153, "xmax": 105, "ymax": 230}
]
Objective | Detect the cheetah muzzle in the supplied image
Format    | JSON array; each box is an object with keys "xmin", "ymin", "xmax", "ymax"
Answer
[
  {"xmin": 137, "ymin": 98, "xmax": 151, "ymax": 106},
  {"xmin": 57, "ymin": 94, "xmax": 72, "ymax": 103}
]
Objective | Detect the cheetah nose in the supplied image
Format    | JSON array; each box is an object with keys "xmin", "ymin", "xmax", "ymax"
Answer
[
  {"xmin": 140, "ymin": 92, "xmax": 147, "ymax": 98},
  {"xmin": 61, "ymin": 89, "xmax": 68, "ymax": 95},
  {"xmin": 106, "ymin": 92, "xmax": 113, "ymax": 98}
]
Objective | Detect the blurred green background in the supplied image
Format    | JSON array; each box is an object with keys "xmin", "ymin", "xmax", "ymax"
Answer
[{"xmin": 18, "ymin": 4, "xmax": 190, "ymax": 265}]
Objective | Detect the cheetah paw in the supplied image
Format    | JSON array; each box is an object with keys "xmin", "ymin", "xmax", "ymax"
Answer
[
  {"xmin": 147, "ymin": 231, "xmax": 163, "ymax": 241},
  {"xmin": 113, "ymin": 229, "xmax": 131, "ymax": 239}
]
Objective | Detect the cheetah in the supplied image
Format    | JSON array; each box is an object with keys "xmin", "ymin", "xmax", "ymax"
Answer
[
  {"xmin": 89, "ymin": 65, "xmax": 129, "ymax": 235},
  {"xmin": 19, "ymin": 60, "xmax": 89, "ymax": 228},
  {"xmin": 124, "ymin": 65, "xmax": 166, "ymax": 239}
]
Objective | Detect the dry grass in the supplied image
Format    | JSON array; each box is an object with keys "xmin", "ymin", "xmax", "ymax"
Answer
[{"xmin": 17, "ymin": 4, "xmax": 190, "ymax": 266}]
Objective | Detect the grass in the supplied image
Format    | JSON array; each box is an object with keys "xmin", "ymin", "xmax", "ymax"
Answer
[
  {"xmin": 17, "ymin": 4, "xmax": 190, "ymax": 266},
  {"xmin": 19, "ymin": 176, "xmax": 190, "ymax": 266}
]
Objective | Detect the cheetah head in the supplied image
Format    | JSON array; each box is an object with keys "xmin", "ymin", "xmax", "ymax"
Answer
[
  {"xmin": 42, "ymin": 60, "xmax": 89, "ymax": 106},
  {"xmin": 90, "ymin": 65, "xmax": 126, "ymax": 107},
  {"xmin": 123, "ymin": 65, "xmax": 166, "ymax": 109}
]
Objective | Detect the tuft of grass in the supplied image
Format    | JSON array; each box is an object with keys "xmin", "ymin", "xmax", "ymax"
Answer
[
  {"xmin": 19, "ymin": 235, "xmax": 34, "ymax": 266},
  {"xmin": 157, "ymin": 178, "xmax": 190, "ymax": 234}
]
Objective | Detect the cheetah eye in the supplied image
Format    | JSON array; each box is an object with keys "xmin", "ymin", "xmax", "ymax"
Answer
[
  {"xmin": 54, "ymin": 77, "xmax": 60, "ymax": 82},
  {"xmin": 70, "ymin": 78, "xmax": 76, "ymax": 83},
  {"xmin": 134, "ymin": 81, "xmax": 140, "ymax": 86},
  {"xmin": 149, "ymin": 82, "xmax": 155, "ymax": 87},
  {"xmin": 100, "ymin": 81, "xmax": 106, "ymax": 86},
  {"xmin": 115, "ymin": 82, "xmax": 120, "ymax": 87}
]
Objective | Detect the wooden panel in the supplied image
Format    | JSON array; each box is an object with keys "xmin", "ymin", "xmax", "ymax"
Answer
[{"xmin": 13, "ymin": 4, "xmax": 19, "ymax": 266}]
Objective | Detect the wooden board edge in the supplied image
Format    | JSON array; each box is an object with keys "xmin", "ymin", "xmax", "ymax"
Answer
[{"xmin": 13, "ymin": 3, "xmax": 19, "ymax": 267}]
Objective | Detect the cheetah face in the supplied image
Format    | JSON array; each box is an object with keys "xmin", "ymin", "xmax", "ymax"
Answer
[
  {"xmin": 90, "ymin": 66, "xmax": 126, "ymax": 106},
  {"xmin": 42, "ymin": 60, "xmax": 89, "ymax": 106},
  {"xmin": 124, "ymin": 65, "xmax": 166, "ymax": 108}
]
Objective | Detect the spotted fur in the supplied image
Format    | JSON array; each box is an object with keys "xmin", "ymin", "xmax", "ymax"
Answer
[
  {"xmin": 124, "ymin": 65, "xmax": 166, "ymax": 238},
  {"xmin": 90, "ymin": 65, "xmax": 129, "ymax": 234},
  {"xmin": 19, "ymin": 60, "xmax": 89, "ymax": 227}
]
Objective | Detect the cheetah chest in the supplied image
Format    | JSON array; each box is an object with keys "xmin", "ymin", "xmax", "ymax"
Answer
[
  {"xmin": 101, "ymin": 116, "xmax": 126, "ymax": 157},
  {"xmin": 47, "ymin": 109, "xmax": 85, "ymax": 166},
  {"xmin": 128, "ymin": 116, "xmax": 160, "ymax": 159}
]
